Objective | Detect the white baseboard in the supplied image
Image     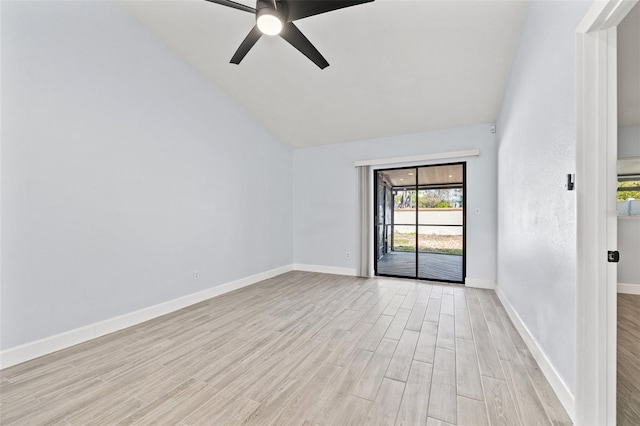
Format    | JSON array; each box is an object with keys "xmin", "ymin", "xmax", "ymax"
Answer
[
  {"xmin": 618, "ymin": 282, "xmax": 640, "ymax": 295},
  {"xmin": 495, "ymin": 287, "xmax": 575, "ymax": 422},
  {"xmin": 0, "ymin": 264, "xmax": 293, "ymax": 370},
  {"xmin": 293, "ymin": 264, "xmax": 358, "ymax": 276},
  {"xmin": 465, "ymin": 277, "xmax": 496, "ymax": 289}
]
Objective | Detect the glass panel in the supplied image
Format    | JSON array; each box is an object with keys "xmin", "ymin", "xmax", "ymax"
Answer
[
  {"xmin": 417, "ymin": 189, "xmax": 463, "ymax": 225},
  {"xmin": 417, "ymin": 164, "xmax": 463, "ymax": 187},
  {"xmin": 418, "ymin": 226, "xmax": 463, "ymax": 255},
  {"xmin": 375, "ymin": 164, "xmax": 465, "ymax": 283},
  {"xmin": 376, "ymin": 168, "xmax": 416, "ymax": 278},
  {"xmin": 416, "ymin": 164, "xmax": 464, "ymax": 282},
  {"xmin": 376, "ymin": 181, "xmax": 386, "ymax": 260},
  {"xmin": 417, "ymin": 225, "xmax": 463, "ymax": 282},
  {"xmin": 617, "ymin": 156, "xmax": 640, "ymax": 215},
  {"xmin": 617, "ymin": 180, "xmax": 640, "ymax": 216}
]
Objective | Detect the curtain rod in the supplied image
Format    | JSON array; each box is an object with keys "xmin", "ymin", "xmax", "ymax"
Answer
[{"xmin": 354, "ymin": 149, "xmax": 480, "ymax": 167}]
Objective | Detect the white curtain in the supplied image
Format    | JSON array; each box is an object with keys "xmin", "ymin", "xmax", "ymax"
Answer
[{"xmin": 356, "ymin": 165, "xmax": 372, "ymax": 277}]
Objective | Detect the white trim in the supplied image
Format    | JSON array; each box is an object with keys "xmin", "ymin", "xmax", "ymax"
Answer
[
  {"xmin": 495, "ymin": 287, "xmax": 576, "ymax": 421},
  {"xmin": 575, "ymin": 1, "xmax": 638, "ymax": 424},
  {"xmin": 354, "ymin": 149, "xmax": 480, "ymax": 167},
  {"xmin": 575, "ymin": 25, "xmax": 615, "ymax": 426},
  {"xmin": 464, "ymin": 278, "xmax": 495, "ymax": 290},
  {"xmin": 293, "ymin": 263, "xmax": 358, "ymax": 276},
  {"xmin": 0, "ymin": 265, "xmax": 293, "ymax": 370},
  {"xmin": 618, "ymin": 282, "xmax": 640, "ymax": 295},
  {"xmin": 577, "ymin": 0, "xmax": 636, "ymax": 33}
]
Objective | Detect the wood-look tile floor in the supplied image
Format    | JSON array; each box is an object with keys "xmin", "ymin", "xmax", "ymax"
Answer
[
  {"xmin": 618, "ymin": 294, "xmax": 640, "ymax": 426},
  {"xmin": 0, "ymin": 271, "xmax": 572, "ymax": 425}
]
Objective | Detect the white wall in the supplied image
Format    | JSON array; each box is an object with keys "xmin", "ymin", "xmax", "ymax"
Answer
[
  {"xmin": 496, "ymin": 0, "xmax": 591, "ymax": 394},
  {"xmin": 1, "ymin": 1, "xmax": 292, "ymax": 350},
  {"xmin": 618, "ymin": 218, "xmax": 640, "ymax": 284},
  {"xmin": 619, "ymin": 126, "xmax": 640, "ymax": 158},
  {"xmin": 293, "ymin": 124, "xmax": 497, "ymax": 283}
]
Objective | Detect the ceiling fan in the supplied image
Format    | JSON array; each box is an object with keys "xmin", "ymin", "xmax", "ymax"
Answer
[{"xmin": 204, "ymin": 0, "xmax": 373, "ymax": 69}]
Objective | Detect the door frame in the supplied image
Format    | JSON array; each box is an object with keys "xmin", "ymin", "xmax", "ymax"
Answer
[
  {"xmin": 575, "ymin": 1, "xmax": 637, "ymax": 424},
  {"xmin": 373, "ymin": 162, "xmax": 466, "ymax": 284}
]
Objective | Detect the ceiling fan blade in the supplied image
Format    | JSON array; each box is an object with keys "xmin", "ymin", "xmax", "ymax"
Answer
[
  {"xmin": 204, "ymin": 0, "xmax": 256, "ymax": 14},
  {"xmin": 285, "ymin": 0, "xmax": 373, "ymax": 22},
  {"xmin": 280, "ymin": 22, "xmax": 329, "ymax": 69},
  {"xmin": 230, "ymin": 26, "xmax": 262, "ymax": 64}
]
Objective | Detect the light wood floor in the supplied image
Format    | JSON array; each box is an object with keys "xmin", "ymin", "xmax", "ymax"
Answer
[
  {"xmin": 618, "ymin": 294, "xmax": 640, "ymax": 426},
  {"xmin": 0, "ymin": 271, "xmax": 571, "ymax": 425}
]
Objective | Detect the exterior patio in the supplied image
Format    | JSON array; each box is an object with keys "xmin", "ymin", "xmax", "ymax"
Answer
[{"xmin": 376, "ymin": 250, "xmax": 463, "ymax": 282}]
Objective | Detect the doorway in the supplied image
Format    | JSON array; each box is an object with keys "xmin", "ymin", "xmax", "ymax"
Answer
[
  {"xmin": 374, "ymin": 163, "xmax": 466, "ymax": 283},
  {"xmin": 575, "ymin": 0, "xmax": 638, "ymax": 423}
]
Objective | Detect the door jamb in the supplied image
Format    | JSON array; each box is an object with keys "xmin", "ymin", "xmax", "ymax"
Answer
[{"xmin": 575, "ymin": 1, "xmax": 637, "ymax": 424}]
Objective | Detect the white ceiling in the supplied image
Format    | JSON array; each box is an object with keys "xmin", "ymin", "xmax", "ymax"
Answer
[
  {"xmin": 618, "ymin": 2, "xmax": 640, "ymax": 128},
  {"xmin": 116, "ymin": 0, "xmax": 528, "ymax": 148}
]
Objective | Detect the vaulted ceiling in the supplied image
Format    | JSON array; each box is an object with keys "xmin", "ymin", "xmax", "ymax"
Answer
[{"xmin": 116, "ymin": 0, "xmax": 529, "ymax": 148}]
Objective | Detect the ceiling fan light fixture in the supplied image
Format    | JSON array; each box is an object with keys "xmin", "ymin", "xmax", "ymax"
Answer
[
  {"xmin": 257, "ymin": 11, "xmax": 283, "ymax": 35},
  {"xmin": 206, "ymin": 0, "xmax": 373, "ymax": 68}
]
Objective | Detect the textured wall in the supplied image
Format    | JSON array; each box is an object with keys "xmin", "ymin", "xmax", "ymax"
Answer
[
  {"xmin": 293, "ymin": 124, "xmax": 497, "ymax": 283},
  {"xmin": 496, "ymin": 0, "xmax": 591, "ymax": 393}
]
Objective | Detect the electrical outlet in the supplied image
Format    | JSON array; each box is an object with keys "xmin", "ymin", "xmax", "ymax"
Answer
[
  {"xmin": 193, "ymin": 271, "xmax": 200, "ymax": 280},
  {"xmin": 346, "ymin": 252, "xmax": 351, "ymax": 259}
]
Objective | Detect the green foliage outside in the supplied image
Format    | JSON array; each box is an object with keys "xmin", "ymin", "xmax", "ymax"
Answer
[
  {"xmin": 392, "ymin": 232, "xmax": 463, "ymax": 256},
  {"xmin": 618, "ymin": 181, "xmax": 640, "ymax": 201},
  {"xmin": 394, "ymin": 189, "xmax": 462, "ymax": 209}
]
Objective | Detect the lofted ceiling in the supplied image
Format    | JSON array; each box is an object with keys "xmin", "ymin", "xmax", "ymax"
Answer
[{"xmin": 116, "ymin": 0, "xmax": 528, "ymax": 148}]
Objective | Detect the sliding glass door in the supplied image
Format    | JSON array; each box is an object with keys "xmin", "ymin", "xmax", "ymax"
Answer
[
  {"xmin": 377, "ymin": 170, "xmax": 416, "ymax": 278},
  {"xmin": 374, "ymin": 163, "xmax": 466, "ymax": 284}
]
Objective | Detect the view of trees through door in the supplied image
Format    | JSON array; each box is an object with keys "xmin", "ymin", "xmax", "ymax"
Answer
[{"xmin": 374, "ymin": 163, "xmax": 465, "ymax": 283}]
